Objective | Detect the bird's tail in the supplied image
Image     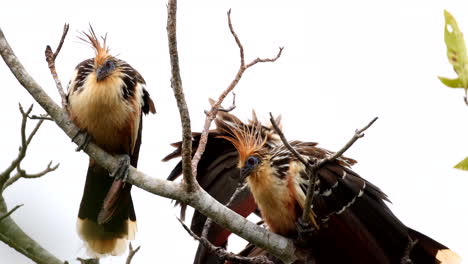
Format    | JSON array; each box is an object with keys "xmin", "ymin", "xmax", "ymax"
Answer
[
  {"xmin": 408, "ymin": 228, "xmax": 461, "ymax": 264},
  {"xmin": 77, "ymin": 160, "xmax": 136, "ymax": 256}
]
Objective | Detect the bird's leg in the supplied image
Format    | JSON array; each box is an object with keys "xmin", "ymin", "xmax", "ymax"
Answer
[
  {"xmin": 295, "ymin": 218, "xmax": 317, "ymax": 247},
  {"xmin": 110, "ymin": 154, "xmax": 131, "ymax": 181},
  {"xmin": 72, "ymin": 129, "xmax": 93, "ymax": 152}
]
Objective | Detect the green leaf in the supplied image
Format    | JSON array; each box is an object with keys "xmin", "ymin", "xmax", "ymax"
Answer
[
  {"xmin": 439, "ymin": 10, "xmax": 468, "ymax": 89},
  {"xmin": 454, "ymin": 156, "xmax": 468, "ymax": 170},
  {"xmin": 438, "ymin": 76, "xmax": 463, "ymax": 88}
]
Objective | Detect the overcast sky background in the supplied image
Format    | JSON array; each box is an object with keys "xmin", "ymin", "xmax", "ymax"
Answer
[{"xmin": 1, "ymin": 0, "xmax": 468, "ymax": 263}]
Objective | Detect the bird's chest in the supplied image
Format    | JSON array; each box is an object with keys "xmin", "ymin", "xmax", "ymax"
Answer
[
  {"xmin": 68, "ymin": 78, "xmax": 135, "ymax": 152},
  {"xmin": 249, "ymin": 173, "xmax": 299, "ymax": 236}
]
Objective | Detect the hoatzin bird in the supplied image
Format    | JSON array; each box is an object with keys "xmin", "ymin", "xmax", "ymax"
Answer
[
  {"xmin": 67, "ymin": 27, "xmax": 155, "ymax": 256},
  {"xmin": 165, "ymin": 111, "xmax": 460, "ymax": 264}
]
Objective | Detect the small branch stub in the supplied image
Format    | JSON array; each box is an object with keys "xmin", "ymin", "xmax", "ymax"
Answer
[{"xmin": 45, "ymin": 23, "xmax": 69, "ymax": 108}]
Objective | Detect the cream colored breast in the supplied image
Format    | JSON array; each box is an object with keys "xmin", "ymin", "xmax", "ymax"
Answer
[
  {"xmin": 247, "ymin": 165, "xmax": 298, "ymax": 235},
  {"xmin": 68, "ymin": 72, "xmax": 135, "ymax": 150}
]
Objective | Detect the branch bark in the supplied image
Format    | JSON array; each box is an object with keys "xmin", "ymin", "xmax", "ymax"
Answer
[
  {"xmin": 0, "ymin": 26, "xmax": 298, "ymax": 263},
  {"xmin": 166, "ymin": 0, "xmax": 197, "ymax": 192},
  {"xmin": 0, "ymin": 197, "xmax": 64, "ymax": 264}
]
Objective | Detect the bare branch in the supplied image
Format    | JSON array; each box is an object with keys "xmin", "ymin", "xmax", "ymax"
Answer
[
  {"xmin": 0, "ymin": 197, "xmax": 64, "ymax": 264},
  {"xmin": 218, "ymin": 92, "xmax": 236, "ymax": 112},
  {"xmin": 125, "ymin": 243, "xmax": 141, "ymax": 264},
  {"xmin": 191, "ymin": 10, "xmax": 283, "ymax": 183},
  {"xmin": 167, "ymin": 0, "xmax": 197, "ymax": 191},
  {"xmin": 228, "ymin": 9, "xmax": 245, "ymax": 67},
  {"xmin": 178, "ymin": 218, "xmax": 273, "ymax": 264},
  {"xmin": 3, "ymin": 161, "xmax": 59, "ymax": 191},
  {"xmin": 245, "ymin": 48, "xmax": 284, "ymax": 69},
  {"xmin": 45, "ymin": 23, "xmax": 69, "ymax": 108},
  {"xmin": 326, "ymin": 117, "xmax": 378, "ymax": 163},
  {"xmin": 0, "ymin": 204, "xmax": 23, "ymax": 222},
  {"xmin": 0, "ymin": 104, "xmax": 45, "ymax": 188}
]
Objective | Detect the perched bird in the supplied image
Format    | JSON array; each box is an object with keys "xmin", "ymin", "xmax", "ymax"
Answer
[
  {"xmin": 67, "ymin": 27, "xmax": 155, "ymax": 256},
  {"xmin": 166, "ymin": 111, "xmax": 460, "ymax": 264}
]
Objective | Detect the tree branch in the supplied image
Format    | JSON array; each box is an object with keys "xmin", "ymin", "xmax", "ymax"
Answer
[
  {"xmin": 0, "ymin": 197, "xmax": 64, "ymax": 264},
  {"xmin": 166, "ymin": 0, "xmax": 197, "ymax": 192},
  {"xmin": 0, "ymin": 104, "xmax": 54, "ymax": 191},
  {"xmin": 125, "ymin": 243, "xmax": 141, "ymax": 264},
  {"xmin": 178, "ymin": 218, "xmax": 273, "ymax": 264},
  {"xmin": 191, "ymin": 10, "xmax": 283, "ymax": 186},
  {"xmin": 45, "ymin": 23, "xmax": 69, "ymax": 108},
  {"xmin": 0, "ymin": 26, "xmax": 298, "ymax": 264},
  {"xmin": 3, "ymin": 161, "xmax": 59, "ymax": 191}
]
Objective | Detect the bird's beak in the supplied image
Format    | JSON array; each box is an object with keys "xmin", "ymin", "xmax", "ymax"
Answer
[
  {"xmin": 239, "ymin": 167, "xmax": 252, "ymax": 184},
  {"xmin": 96, "ymin": 67, "xmax": 108, "ymax": 82}
]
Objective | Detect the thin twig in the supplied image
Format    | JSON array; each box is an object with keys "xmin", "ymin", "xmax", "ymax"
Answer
[
  {"xmin": 0, "ymin": 204, "xmax": 23, "ymax": 222},
  {"xmin": 178, "ymin": 218, "xmax": 273, "ymax": 264},
  {"xmin": 125, "ymin": 243, "xmax": 141, "ymax": 264},
  {"xmin": 3, "ymin": 161, "xmax": 59, "ymax": 191},
  {"xmin": 191, "ymin": 10, "xmax": 283, "ymax": 183},
  {"xmin": 219, "ymin": 92, "xmax": 237, "ymax": 112},
  {"xmin": 167, "ymin": 0, "xmax": 196, "ymax": 191},
  {"xmin": 45, "ymin": 23, "xmax": 69, "ymax": 108},
  {"xmin": 0, "ymin": 104, "xmax": 45, "ymax": 188}
]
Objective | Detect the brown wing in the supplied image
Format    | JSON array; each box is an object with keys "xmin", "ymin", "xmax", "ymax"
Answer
[
  {"xmin": 99, "ymin": 77, "xmax": 155, "ymax": 224},
  {"xmin": 286, "ymin": 141, "xmax": 459, "ymax": 263}
]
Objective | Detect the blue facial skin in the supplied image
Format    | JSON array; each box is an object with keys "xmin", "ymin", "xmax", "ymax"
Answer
[
  {"xmin": 96, "ymin": 60, "xmax": 116, "ymax": 81},
  {"xmin": 240, "ymin": 156, "xmax": 260, "ymax": 182}
]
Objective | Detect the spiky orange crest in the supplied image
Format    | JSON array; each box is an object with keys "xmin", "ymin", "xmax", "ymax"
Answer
[
  {"xmin": 80, "ymin": 26, "xmax": 111, "ymax": 67},
  {"xmin": 217, "ymin": 117, "xmax": 267, "ymax": 166}
]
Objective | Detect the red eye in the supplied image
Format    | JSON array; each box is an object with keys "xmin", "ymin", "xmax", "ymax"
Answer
[{"xmin": 246, "ymin": 156, "xmax": 259, "ymax": 167}]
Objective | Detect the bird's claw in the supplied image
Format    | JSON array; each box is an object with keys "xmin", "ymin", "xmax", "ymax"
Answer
[
  {"xmin": 72, "ymin": 129, "xmax": 92, "ymax": 152},
  {"xmin": 295, "ymin": 219, "xmax": 316, "ymax": 247},
  {"xmin": 110, "ymin": 155, "xmax": 131, "ymax": 181}
]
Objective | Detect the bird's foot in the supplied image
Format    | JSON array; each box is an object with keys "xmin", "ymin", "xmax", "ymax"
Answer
[
  {"xmin": 110, "ymin": 154, "xmax": 131, "ymax": 182},
  {"xmin": 72, "ymin": 129, "xmax": 92, "ymax": 152},
  {"xmin": 295, "ymin": 218, "xmax": 316, "ymax": 247}
]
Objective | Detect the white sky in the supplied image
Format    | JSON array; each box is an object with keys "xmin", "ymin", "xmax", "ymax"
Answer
[{"xmin": 1, "ymin": 0, "xmax": 468, "ymax": 263}]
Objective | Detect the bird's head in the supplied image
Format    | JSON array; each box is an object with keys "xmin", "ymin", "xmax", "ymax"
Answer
[
  {"xmin": 216, "ymin": 113, "xmax": 269, "ymax": 183},
  {"xmin": 80, "ymin": 26, "xmax": 118, "ymax": 82}
]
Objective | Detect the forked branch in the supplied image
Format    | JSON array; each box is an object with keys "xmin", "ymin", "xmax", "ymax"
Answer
[{"xmin": 190, "ymin": 9, "xmax": 283, "ymax": 184}]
